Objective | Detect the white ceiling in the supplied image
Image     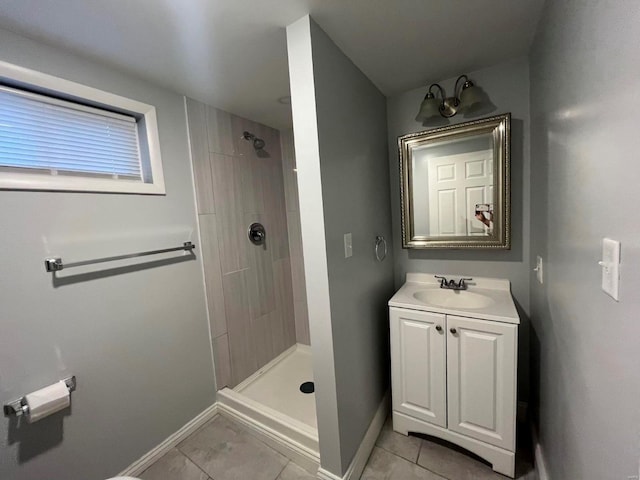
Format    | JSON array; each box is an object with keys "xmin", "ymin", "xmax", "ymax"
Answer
[{"xmin": 0, "ymin": 0, "xmax": 544, "ymax": 129}]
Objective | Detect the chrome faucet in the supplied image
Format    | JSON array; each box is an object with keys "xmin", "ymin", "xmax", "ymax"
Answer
[{"xmin": 434, "ymin": 275, "xmax": 473, "ymax": 290}]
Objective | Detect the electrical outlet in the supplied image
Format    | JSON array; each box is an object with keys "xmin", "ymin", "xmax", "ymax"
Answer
[{"xmin": 344, "ymin": 233, "xmax": 353, "ymax": 258}]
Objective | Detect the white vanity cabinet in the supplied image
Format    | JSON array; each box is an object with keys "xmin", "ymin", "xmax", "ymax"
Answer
[
  {"xmin": 389, "ymin": 273, "xmax": 520, "ymax": 478},
  {"xmin": 446, "ymin": 314, "xmax": 517, "ymax": 451},
  {"xmin": 390, "ymin": 308, "xmax": 447, "ymax": 427}
]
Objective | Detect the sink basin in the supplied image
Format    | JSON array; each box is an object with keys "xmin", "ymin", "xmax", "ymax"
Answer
[
  {"xmin": 413, "ymin": 288, "xmax": 495, "ymax": 309},
  {"xmin": 389, "ymin": 273, "xmax": 519, "ymax": 323}
]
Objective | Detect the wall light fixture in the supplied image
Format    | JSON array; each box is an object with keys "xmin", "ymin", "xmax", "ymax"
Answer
[{"xmin": 415, "ymin": 74, "xmax": 492, "ymax": 125}]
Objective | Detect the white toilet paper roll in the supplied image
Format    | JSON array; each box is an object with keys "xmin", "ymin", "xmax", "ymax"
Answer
[{"xmin": 24, "ymin": 380, "xmax": 70, "ymax": 423}]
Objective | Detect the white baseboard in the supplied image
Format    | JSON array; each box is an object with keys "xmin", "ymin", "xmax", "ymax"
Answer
[
  {"xmin": 317, "ymin": 468, "xmax": 343, "ymax": 480},
  {"xmin": 530, "ymin": 420, "xmax": 549, "ymax": 480},
  {"xmin": 318, "ymin": 391, "xmax": 390, "ymax": 480},
  {"xmin": 118, "ymin": 403, "xmax": 219, "ymax": 477}
]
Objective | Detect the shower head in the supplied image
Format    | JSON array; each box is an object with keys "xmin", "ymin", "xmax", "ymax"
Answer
[
  {"xmin": 253, "ymin": 137, "xmax": 266, "ymax": 150},
  {"xmin": 242, "ymin": 131, "xmax": 266, "ymax": 152}
]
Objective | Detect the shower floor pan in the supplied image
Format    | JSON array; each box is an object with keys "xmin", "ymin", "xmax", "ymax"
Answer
[{"xmin": 217, "ymin": 344, "xmax": 319, "ymax": 473}]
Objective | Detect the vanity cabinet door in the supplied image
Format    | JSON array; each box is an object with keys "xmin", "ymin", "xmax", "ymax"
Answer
[
  {"xmin": 390, "ymin": 307, "xmax": 446, "ymax": 427},
  {"xmin": 446, "ymin": 315, "xmax": 517, "ymax": 450}
]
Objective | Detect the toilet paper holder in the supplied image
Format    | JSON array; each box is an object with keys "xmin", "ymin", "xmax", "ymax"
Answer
[{"xmin": 3, "ymin": 376, "xmax": 76, "ymax": 418}]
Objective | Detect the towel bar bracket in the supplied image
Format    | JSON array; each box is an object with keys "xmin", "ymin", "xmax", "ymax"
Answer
[{"xmin": 44, "ymin": 257, "xmax": 63, "ymax": 272}]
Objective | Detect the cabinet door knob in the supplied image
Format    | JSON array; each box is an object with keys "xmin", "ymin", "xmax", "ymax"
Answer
[
  {"xmin": 435, "ymin": 325, "xmax": 442, "ymax": 332},
  {"xmin": 450, "ymin": 328, "xmax": 457, "ymax": 334}
]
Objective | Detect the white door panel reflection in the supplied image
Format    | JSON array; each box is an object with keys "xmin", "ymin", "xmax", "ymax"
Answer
[{"xmin": 413, "ymin": 134, "xmax": 494, "ymax": 237}]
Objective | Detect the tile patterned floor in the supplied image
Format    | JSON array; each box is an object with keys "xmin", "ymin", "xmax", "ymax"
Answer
[
  {"xmin": 365, "ymin": 418, "xmax": 536, "ymax": 480},
  {"xmin": 139, "ymin": 415, "xmax": 535, "ymax": 480}
]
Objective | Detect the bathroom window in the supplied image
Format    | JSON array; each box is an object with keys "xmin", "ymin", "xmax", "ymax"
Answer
[{"xmin": 0, "ymin": 61, "xmax": 165, "ymax": 194}]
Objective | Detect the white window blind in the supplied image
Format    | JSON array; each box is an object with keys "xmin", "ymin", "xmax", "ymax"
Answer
[{"xmin": 0, "ymin": 85, "xmax": 143, "ymax": 179}]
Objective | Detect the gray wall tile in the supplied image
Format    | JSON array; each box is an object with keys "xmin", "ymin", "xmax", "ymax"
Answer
[
  {"xmin": 186, "ymin": 98, "xmax": 215, "ymax": 214},
  {"xmin": 212, "ymin": 334, "xmax": 232, "ymax": 390},
  {"xmin": 187, "ymin": 101, "xmax": 300, "ymax": 388},
  {"xmin": 251, "ymin": 312, "xmax": 277, "ymax": 369},
  {"xmin": 232, "ymin": 114, "xmax": 255, "ymax": 157},
  {"xmin": 206, "ymin": 106, "xmax": 235, "ymax": 156},
  {"xmin": 223, "ymin": 269, "xmax": 257, "ymax": 386},
  {"xmin": 280, "ymin": 130, "xmax": 310, "ymax": 345},
  {"xmin": 273, "ymin": 258, "xmax": 296, "ymax": 352},
  {"xmin": 245, "ymin": 213, "xmax": 277, "ymax": 319},
  {"xmin": 210, "ymin": 153, "xmax": 249, "ymax": 274},
  {"xmin": 239, "ymin": 153, "xmax": 265, "ymax": 214},
  {"xmin": 262, "ymin": 158, "xmax": 289, "ymax": 260},
  {"xmin": 199, "ymin": 214, "xmax": 227, "ymax": 338},
  {"xmin": 285, "ymin": 211, "xmax": 309, "ymax": 345}
]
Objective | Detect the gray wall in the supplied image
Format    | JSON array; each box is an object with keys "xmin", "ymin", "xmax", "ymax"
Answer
[
  {"xmin": 185, "ymin": 99, "xmax": 298, "ymax": 387},
  {"xmin": 311, "ymin": 18, "xmax": 395, "ymax": 474},
  {"xmin": 281, "ymin": 129, "xmax": 311, "ymax": 345},
  {"xmin": 387, "ymin": 58, "xmax": 531, "ymax": 400},
  {"xmin": 287, "ymin": 16, "xmax": 342, "ymax": 474},
  {"xmin": 287, "ymin": 16, "xmax": 395, "ymax": 476},
  {"xmin": 0, "ymin": 29, "xmax": 215, "ymax": 480},
  {"xmin": 529, "ymin": 1, "xmax": 640, "ymax": 479}
]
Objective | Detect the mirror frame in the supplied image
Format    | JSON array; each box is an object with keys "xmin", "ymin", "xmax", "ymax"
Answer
[{"xmin": 399, "ymin": 113, "xmax": 511, "ymax": 249}]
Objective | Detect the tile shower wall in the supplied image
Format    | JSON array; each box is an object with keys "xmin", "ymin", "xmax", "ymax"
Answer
[
  {"xmin": 186, "ymin": 98, "xmax": 297, "ymax": 388},
  {"xmin": 281, "ymin": 130, "xmax": 310, "ymax": 345}
]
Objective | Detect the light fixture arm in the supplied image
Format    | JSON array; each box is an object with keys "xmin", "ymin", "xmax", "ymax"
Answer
[
  {"xmin": 453, "ymin": 75, "xmax": 469, "ymax": 99},
  {"xmin": 427, "ymin": 83, "xmax": 448, "ymax": 113},
  {"xmin": 428, "ymin": 83, "xmax": 446, "ymax": 100}
]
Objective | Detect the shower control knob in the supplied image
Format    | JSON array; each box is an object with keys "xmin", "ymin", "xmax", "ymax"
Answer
[
  {"xmin": 435, "ymin": 325, "xmax": 443, "ymax": 332},
  {"xmin": 450, "ymin": 328, "xmax": 457, "ymax": 335},
  {"xmin": 248, "ymin": 223, "xmax": 266, "ymax": 246}
]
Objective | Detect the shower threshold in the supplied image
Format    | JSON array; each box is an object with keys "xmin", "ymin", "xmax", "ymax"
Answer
[{"xmin": 217, "ymin": 344, "xmax": 319, "ymax": 473}]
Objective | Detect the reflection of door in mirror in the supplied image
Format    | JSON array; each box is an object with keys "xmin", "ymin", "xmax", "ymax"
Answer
[
  {"xmin": 427, "ymin": 150, "xmax": 493, "ymax": 236},
  {"xmin": 412, "ymin": 134, "xmax": 494, "ymax": 237}
]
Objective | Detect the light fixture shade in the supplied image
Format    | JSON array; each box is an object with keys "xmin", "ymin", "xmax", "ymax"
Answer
[
  {"xmin": 459, "ymin": 84, "xmax": 485, "ymax": 115},
  {"xmin": 460, "ymin": 85, "xmax": 496, "ymax": 118},
  {"xmin": 415, "ymin": 95, "xmax": 441, "ymax": 122}
]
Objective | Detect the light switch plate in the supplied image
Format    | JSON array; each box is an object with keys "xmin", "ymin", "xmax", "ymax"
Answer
[
  {"xmin": 344, "ymin": 233, "xmax": 353, "ymax": 258},
  {"xmin": 601, "ymin": 238, "xmax": 620, "ymax": 301},
  {"xmin": 535, "ymin": 256, "xmax": 543, "ymax": 284}
]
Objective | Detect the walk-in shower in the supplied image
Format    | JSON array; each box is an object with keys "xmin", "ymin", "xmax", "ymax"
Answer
[{"xmin": 185, "ymin": 100, "xmax": 317, "ymax": 472}]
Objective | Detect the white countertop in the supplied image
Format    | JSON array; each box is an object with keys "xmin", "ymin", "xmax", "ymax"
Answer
[{"xmin": 388, "ymin": 273, "xmax": 520, "ymax": 324}]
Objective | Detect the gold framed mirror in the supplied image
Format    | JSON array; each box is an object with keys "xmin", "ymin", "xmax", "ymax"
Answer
[{"xmin": 399, "ymin": 113, "xmax": 510, "ymax": 249}]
